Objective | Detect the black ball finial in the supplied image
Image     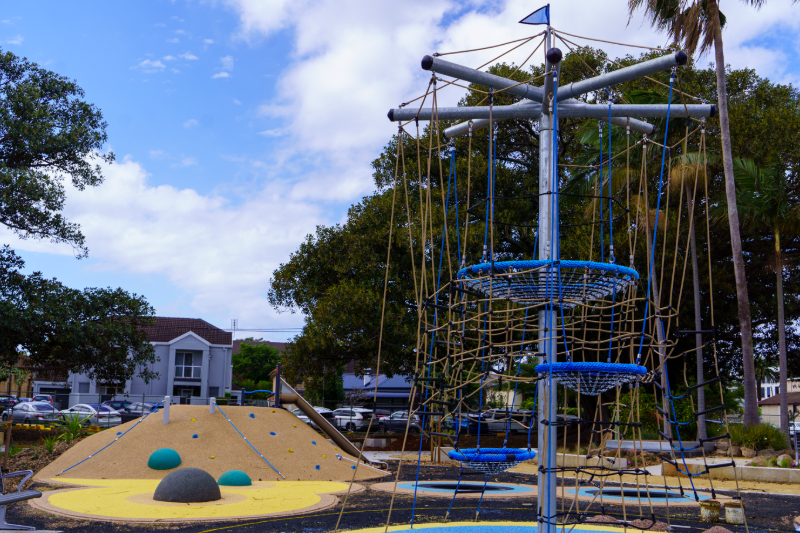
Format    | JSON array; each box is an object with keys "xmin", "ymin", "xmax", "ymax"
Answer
[
  {"xmin": 546, "ymin": 47, "xmax": 562, "ymax": 65},
  {"xmin": 421, "ymin": 55, "xmax": 434, "ymax": 71},
  {"xmin": 387, "ymin": 109, "xmax": 394, "ymax": 121},
  {"xmin": 674, "ymin": 50, "xmax": 688, "ymax": 66}
]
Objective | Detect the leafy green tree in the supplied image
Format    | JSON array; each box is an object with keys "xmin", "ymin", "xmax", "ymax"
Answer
[
  {"xmin": 629, "ymin": 0, "xmax": 799, "ymax": 427},
  {"xmin": 303, "ymin": 365, "xmax": 345, "ymax": 410},
  {"xmin": 732, "ymin": 156, "xmax": 800, "ymax": 434},
  {"xmin": 0, "ymin": 246, "xmax": 157, "ymax": 383},
  {"xmin": 0, "ymin": 49, "xmax": 114, "ymax": 256},
  {"xmin": 232, "ymin": 342, "xmax": 282, "ymax": 384}
]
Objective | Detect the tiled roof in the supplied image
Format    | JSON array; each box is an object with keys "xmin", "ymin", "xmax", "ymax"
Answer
[
  {"xmin": 143, "ymin": 317, "xmax": 232, "ymax": 346},
  {"xmin": 758, "ymin": 391, "xmax": 800, "ymax": 406}
]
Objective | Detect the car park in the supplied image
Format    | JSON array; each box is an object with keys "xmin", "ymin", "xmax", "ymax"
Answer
[
  {"xmin": 331, "ymin": 408, "xmax": 375, "ymax": 432},
  {"xmin": 291, "ymin": 407, "xmax": 333, "ymax": 429},
  {"xmin": 0, "ymin": 395, "xmax": 17, "ymax": 413},
  {"xmin": 32, "ymin": 395, "xmax": 60, "ymax": 410},
  {"xmin": 481, "ymin": 409, "xmax": 533, "ymax": 433},
  {"xmin": 60, "ymin": 404, "xmax": 122, "ymax": 427},
  {"xmin": 118, "ymin": 402, "xmax": 159, "ymax": 423},
  {"xmin": 2, "ymin": 402, "xmax": 60, "ymax": 425}
]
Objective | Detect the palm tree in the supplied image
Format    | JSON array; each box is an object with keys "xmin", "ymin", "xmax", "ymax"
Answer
[
  {"xmin": 628, "ymin": 0, "xmax": 798, "ymax": 426},
  {"xmin": 732, "ymin": 156, "xmax": 800, "ymax": 436},
  {"xmin": 753, "ymin": 356, "xmax": 778, "ymax": 401}
]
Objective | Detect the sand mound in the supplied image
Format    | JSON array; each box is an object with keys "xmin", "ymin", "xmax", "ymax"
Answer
[{"xmin": 36, "ymin": 405, "xmax": 387, "ymax": 483}]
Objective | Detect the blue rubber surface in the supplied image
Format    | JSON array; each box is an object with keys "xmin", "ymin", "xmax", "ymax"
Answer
[
  {"xmin": 565, "ymin": 487, "xmax": 712, "ymax": 503},
  {"xmin": 396, "ymin": 482, "xmax": 534, "ymax": 494},
  {"xmin": 376, "ymin": 526, "xmax": 624, "ymax": 533}
]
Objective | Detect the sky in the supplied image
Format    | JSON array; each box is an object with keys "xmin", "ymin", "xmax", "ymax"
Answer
[{"xmin": 0, "ymin": 0, "xmax": 798, "ymax": 342}]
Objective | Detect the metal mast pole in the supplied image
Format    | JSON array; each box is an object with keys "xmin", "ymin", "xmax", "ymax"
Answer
[{"xmin": 537, "ymin": 25, "xmax": 558, "ymax": 533}]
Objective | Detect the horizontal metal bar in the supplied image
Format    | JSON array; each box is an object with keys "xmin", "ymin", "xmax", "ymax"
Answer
[
  {"xmin": 390, "ymin": 103, "xmax": 713, "ymax": 123},
  {"xmin": 557, "ymin": 51, "xmax": 688, "ymax": 100},
  {"xmin": 421, "ymin": 55, "xmax": 545, "ymax": 102}
]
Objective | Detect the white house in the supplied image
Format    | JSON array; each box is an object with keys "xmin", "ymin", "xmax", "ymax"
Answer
[{"xmin": 32, "ymin": 317, "xmax": 238, "ymax": 407}]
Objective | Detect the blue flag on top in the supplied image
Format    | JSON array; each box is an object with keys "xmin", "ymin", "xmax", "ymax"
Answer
[{"xmin": 519, "ymin": 5, "xmax": 550, "ymax": 25}]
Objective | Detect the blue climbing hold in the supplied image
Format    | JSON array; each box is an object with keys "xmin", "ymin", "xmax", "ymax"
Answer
[
  {"xmin": 116, "ymin": 432, "xmax": 122, "ymax": 435},
  {"xmin": 351, "ymin": 465, "xmax": 356, "ymax": 470},
  {"xmin": 312, "ymin": 441, "xmax": 316, "ymax": 445},
  {"xmin": 315, "ymin": 465, "xmax": 320, "ymax": 470},
  {"xmin": 192, "ymin": 434, "xmax": 198, "ymax": 439},
  {"xmin": 270, "ymin": 431, "xmax": 276, "ymax": 436},
  {"xmin": 148, "ymin": 448, "xmax": 181, "ymax": 470},
  {"xmin": 218, "ymin": 470, "xmax": 252, "ymax": 486},
  {"xmin": 249, "ymin": 413, "xmax": 255, "ymax": 418}
]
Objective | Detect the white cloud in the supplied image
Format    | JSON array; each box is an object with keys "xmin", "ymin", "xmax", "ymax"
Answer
[
  {"xmin": 258, "ymin": 128, "xmax": 288, "ymax": 137},
  {"xmin": 6, "ymin": 35, "xmax": 23, "ymax": 45},
  {"xmin": 220, "ymin": 55, "xmax": 234, "ymax": 71},
  {"xmin": 175, "ymin": 29, "xmax": 187, "ymax": 35},
  {"xmin": 132, "ymin": 59, "xmax": 165, "ymax": 73},
  {"xmin": 0, "ymin": 157, "xmax": 324, "ymax": 328},
  {"xmin": 204, "ymin": 38, "xmax": 214, "ymax": 44},
  {"xmin": 149, "ymin": 149, "xmax": 169, "ymax": 159},
  {"xmin": 179, "ymin": 52, "xmax": 199, "ymax": 60},
  {"xmin": 178, "ymin": 156, "xmax": 198, "ymax": 167},
  {"xmin": 166, "ymin": 37, "xmax": 180, "ymax": 43},
  {"xmin": 163, "ymin": 55, "xmax": 177, "ymax": 61},
  {"xmin": 183, "ymin": 118, "xmax": 199, "ymax": 128},
  {"xmin": 171, "ymin": 68, "xmax": 181, "ymax": 74},
  {"xmin": 233, "ymin": 98, "xmax": 242, "ymax": 105},
  {"xmin": 212, "ymin": 71, "xmax": 230, "ymax": 79}
]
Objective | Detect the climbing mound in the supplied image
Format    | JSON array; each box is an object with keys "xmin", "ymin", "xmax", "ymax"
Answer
[{"xmin": 36, "ymin": 405, "xmax": 386, "ymax": 483}]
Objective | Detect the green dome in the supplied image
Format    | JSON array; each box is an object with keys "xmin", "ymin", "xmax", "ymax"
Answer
[
  {"xmin": 217, "ymin": 470, "xmax": 252, "ymax": 486},
  {"xmin": 148, "ymin": 448, "xmax": 182, "ymax": 470}
]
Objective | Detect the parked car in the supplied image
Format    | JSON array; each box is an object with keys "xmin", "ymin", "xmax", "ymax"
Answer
[
  {"xmin": 2, "ymin": 402, "xmax": 60, "ymax": 425},
  {"xmin": 331, "ymin": 408, "xmax": 375, "ymax": 432},
  {"xmin": 0, "ymin": 395, "xmax": 17, "ymax": 413},
  {"xmin": 291, "ymin": 407, "xmax": 333, "ymax": 429},
  {"xmin": 16, "ymin": 397, "xmax": 32, "ymax": 403},
  {"xmin": 102, "ymin": 400, "xmax": 133, "ymax": 412},
  {"xmin": 379, "ymin": 411, "xmax": 422, "ymax": 434},
  {"xmin": 480, "ymin": 409, "xmax": 533, "ymax": 434},
  {"xmin": 32, "ymin": 394, "xmax": 60, "ymax": 410},
  {"xmin": 119, "ymin": 402, "xmax": 160, "ymax": 423},
  {"xmin": 59, "ymin": 404, "xmax": 122, "ymax": 427}
]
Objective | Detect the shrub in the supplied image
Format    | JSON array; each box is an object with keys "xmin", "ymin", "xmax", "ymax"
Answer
[
  {"xmin": 779, "ymin": 456, "xmax": 791, "ymax": 468},
  {"xmin": 729, "ymin": 423, "xmax": 788, "ymax": 451},
  {"xmin": 43, "ymin": 435, "xmax": 57, "ymax": 453}
]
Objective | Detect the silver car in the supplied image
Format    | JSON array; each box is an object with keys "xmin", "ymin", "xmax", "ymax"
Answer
[
  {"xmin": 60, "ymin": 403, "xmax": 122, "ymax": 427},
  {"xmin": 2, "ymin": 402, "xmax": 60, "ymax": 425},
  {"xmin": 331, "ymin": 408, "xmax": 374, "ymax": 432}
]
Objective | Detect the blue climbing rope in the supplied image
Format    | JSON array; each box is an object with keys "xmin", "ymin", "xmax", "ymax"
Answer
[{"xmin": 216, "ymin": 404, "xmax": 285, "ymax": 479}]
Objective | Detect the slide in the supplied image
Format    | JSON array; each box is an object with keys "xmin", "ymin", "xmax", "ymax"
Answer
[{"xmin": 272, "ymin": 375, "xmax": 386, "ymax": 469}]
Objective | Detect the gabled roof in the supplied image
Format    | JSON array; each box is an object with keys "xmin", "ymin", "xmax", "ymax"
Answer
[
  {"xmin": 758, "ymin": 391, "xmax": 800, "ymax": 406},
  {"xmin": 143, "ymin": 317, "xmax": 232, "ymax": 346}
]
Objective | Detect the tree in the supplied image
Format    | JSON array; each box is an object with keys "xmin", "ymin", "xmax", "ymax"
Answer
[
  {"xmin": 626, "ymin": 0, "xmax": 800, "ymax": 426},
  {"xmin": 0, "ymin": 246, "xmax": 157, "ymax": 383},
  {"xmin": 732, "ymin": 156, "xmax": 800, "ymax": 435},
  {"xmin": 0, "ymin": 49, "xmax": 113, "ymax": 257},
  {"xmin": 232, "ymin": 342, "xmax": 282, "ymax": 384}
]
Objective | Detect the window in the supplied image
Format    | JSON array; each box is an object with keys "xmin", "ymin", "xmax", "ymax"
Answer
[
  {"xmin": 209, "ymin": 386, "xmax": 219, "ymax": 398},
  {"xmin": 175, "ymin": 352, "xmax": 202, "ymax": 379},
  {"xmin": 78, "ymin": 382, "xmax": 90, "ymax": 393}
]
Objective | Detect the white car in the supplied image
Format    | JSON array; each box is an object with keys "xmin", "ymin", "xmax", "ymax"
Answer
[
  {"xmin": 60, "ymin": 403, "xmax": 122, "ymax": 427},
  {"xmin": 331, "ymin": 407, "xmax": 375, "ymax": 432},
  {"xmin": 2, "ymin": 402, "xmax": 61, "ymax": 425},
  {"xmin": 291, "ymin": 406, "xmax": 333, "ymax": 429}
]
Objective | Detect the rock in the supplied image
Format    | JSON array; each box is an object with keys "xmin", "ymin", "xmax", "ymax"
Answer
[
  {"xmin": 148, "ymin": 448, "xmax": 182, "ymax": 470},
  {"xmin": 715, "ymin": 442, "xmax": 729, "ymax": 451},
  {"xmin": 757, "ymin": 447, "xmax": 778, "ymax": 458},
  {"xmin": 777, "ymin": 454, "xmax": 793, "ymax": 467},
  {"xmin": 748, "ymin": 458, "xmax": 762, "ymax": 467},
  {"xmin": 793, "ymin": 515, "xmax": 800, "ymax": 530},
  {"xmin": 588, "ymin": 448, "xmax": 602, "ymax": 457},
  {"xmin": 741, "ymin": 447, "xmax": 757, "ymax": 458},
  {"xmin": 154, "ymin": 468, "xmax": 221, "ymax": 503}
]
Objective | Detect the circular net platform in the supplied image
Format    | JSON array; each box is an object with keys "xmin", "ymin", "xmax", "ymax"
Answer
[
  {"xmin": 456, "ymin": 260, "xmax": 639, "ymax": 308},
  {"xmin": 535, "ymin": 361, "xmax": 648, "ymax": 395},
  {"xmin": 447, "ymin": 448, "xmax": 536, "ymax": 474}
]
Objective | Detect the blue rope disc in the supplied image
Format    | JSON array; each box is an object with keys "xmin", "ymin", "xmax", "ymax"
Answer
[
  {"xmin": 535, "ymin": 361, "xmax": 647, "ymax": 395},
  {"xmin": 447, "ymin": 447, "xmax": 536, "ymax": 474},
  {"xmin": 456, "ymin": 260, "xmax": 638, "ymax": 308}
]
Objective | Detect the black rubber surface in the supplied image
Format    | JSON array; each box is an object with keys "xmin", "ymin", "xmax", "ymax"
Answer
[{"xmin": 153, "ymin": 468, "xmax": 221, "ymax": 503}]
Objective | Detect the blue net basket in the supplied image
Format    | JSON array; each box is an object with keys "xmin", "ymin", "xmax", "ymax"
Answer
[
  {"xmin": 535, "ymin": 362, "xmax": 648, "ymax": 395},
  {"xmin": 447, "ymin": 448, "xmax": 536, "ymax": 474},
  {"xmin": 456, "ymin": 260, "xmax": 638, "ymax": 308}
]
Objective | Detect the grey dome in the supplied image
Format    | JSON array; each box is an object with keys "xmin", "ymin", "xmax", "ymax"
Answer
[{"xmin": 153, "ymin": 468, "xmax": 221, "ymax": 503}]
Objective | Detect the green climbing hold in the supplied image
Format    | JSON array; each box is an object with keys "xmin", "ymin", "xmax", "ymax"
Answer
[
  {"xmin": 217, "ymin": 470, "xmax": 252, "ymax": 486},
  {"xmin": 148, "ymin": 448, "xmax": 182, "ymax": 470}
]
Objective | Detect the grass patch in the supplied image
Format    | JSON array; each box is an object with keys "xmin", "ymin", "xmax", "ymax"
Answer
[{"xmin": 729, "ymin": 423, "xmax": 788, "ymax": 451}]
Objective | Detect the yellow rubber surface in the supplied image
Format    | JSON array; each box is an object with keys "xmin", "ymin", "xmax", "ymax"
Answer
[{"xmin": 43, "ymin": 478, "xmax": 350, "ymax": 520}]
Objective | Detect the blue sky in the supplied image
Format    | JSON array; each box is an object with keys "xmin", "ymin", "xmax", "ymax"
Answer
[{"xmin": 1, "ymin": 0, "xmax": 798, "ymax": 342}]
